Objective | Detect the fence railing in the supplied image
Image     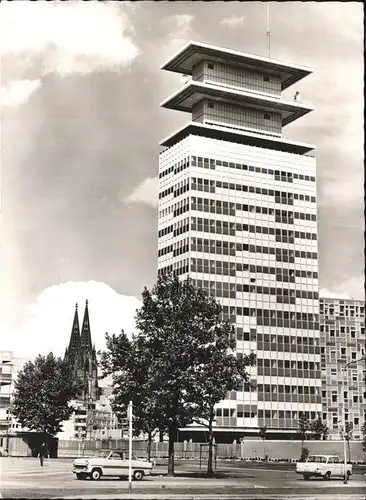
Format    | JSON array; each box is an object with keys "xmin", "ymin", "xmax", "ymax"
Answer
[{"xmin": 57, "ymin": 439, "xmax": 366, "ymax": 462}]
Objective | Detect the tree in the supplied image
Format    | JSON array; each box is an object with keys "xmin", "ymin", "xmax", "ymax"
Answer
[
  {"xmin": 342, "ymin": 421, "xmax": 353, "ymax": 462},
  {"xmin": 259, "ymin": 426, "xmax": 267, "ymax": 459},
  {"xmin": 310, "ymin": 417, "xmax": 329, "ymax": 440},
  {"xmin": 11, "ymin": 353, "xmax": 80, "ymax": 436},
  {"xmin": 361, "ymin": 422, "xmax": 366, "ymax": 454},
  {"xmin": 188, "ymin": 323, "xmax": 255, "ymax": 475},
  {"xmin": 133, "ymin": 274, "xmax": 254, "ymax": 476},
  {"xmin": 298, "ymin": 414, "xmax": 310, "ymax": 450},
  {"xmin": 99, "ymin": 331, "xmax": 161, "ymax": 461}
]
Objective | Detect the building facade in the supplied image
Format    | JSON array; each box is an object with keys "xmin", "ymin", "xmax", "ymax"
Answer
[
  {"xmin": 0, "ymin": 351, "xmax": 13, "ymax": 434},
  {"xmin": 320, "ymin": 297, "xmax": 366, "ymax": 440},
  {"xmin": 158, "ymin": 41, "xmax": 321, "ymax": 440},
  {"xmin": 0, "ymin": 351, "xmax": 33, "ymax": 452}
]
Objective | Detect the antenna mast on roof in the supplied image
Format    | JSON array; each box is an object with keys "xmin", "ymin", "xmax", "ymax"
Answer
[{"xmin": 266, "ymin": 2, "xmax": 271, "ymax": 58}]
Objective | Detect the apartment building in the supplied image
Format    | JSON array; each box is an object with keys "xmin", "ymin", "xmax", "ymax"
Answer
[
  {"xmin": 158, "ymin": 41, "xmax": 321, "ymax": 440},
  {"xmin": 320, "ymin": 297, "xmax": 366, "ymax": 440}
]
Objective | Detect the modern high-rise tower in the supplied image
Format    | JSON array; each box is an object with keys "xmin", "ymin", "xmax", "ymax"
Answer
[{"xmin": 158, "ymin": 41, "xmax": 321, "ymax": 440}]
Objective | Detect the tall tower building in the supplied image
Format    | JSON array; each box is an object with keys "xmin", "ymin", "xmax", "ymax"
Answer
[{"xmin": 158, "ymin": 41, "xmax": 321, "ymax": 440}]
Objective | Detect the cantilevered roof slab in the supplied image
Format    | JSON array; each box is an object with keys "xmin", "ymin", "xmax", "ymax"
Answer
[
  {"xmin": 161, "ymin": 41, "xmax": 313, "ymax": 91},
  {"xmin": 160, "ymin": 122, "xmax": 315, "ymax": 156},
  {"xmin": 160, "ymin": 82, "xmax": 314, "ymax": 127}
]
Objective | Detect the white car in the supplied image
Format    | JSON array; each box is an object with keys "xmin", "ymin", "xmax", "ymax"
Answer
[
  {"xmin": 296, "ymin": 454, "xmax": 352, "ymax": 480},
  {"xmin": 72, "ymin": 449, "xmax": 153, "ymax": 481}
]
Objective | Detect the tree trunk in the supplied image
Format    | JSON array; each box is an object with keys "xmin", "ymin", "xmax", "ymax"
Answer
[
  {"xmin": 263, "ymin": 438, "xmax": 266, "ymax": 460},
  {"xmin": 147, "ymin": 430, "xmax": 152, "ymax": 462},
  {"xmin": 347, "ymin": 440, "xmax": 351, "ymax": 463},
  {"xmin": 207, "ymin": 410, "xmax": 214, "ymax": 476},
  {"xmin": 167, "ymin": 427, "xmax": 175, "ymax": 476}
]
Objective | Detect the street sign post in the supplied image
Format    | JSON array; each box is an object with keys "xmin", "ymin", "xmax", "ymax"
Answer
[{"xmin": 128, "ymin": 401, "xmax": 133, "ymax": 493}]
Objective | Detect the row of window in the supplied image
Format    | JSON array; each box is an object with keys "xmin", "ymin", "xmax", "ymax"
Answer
[
  {"xmin": 204, "ymin": 101, "xmax": 282, "ymax": 135},
  {"xmin": 320, "ymin": 301, "xmax": 365, "ymax": 318},
  {"xmin": 191, "ymin": 197, "xmax": 316, "ymax": 224},
  {"xmin": 158, "ymin": 218, "xmax": 190, "ymax": 238},
  {"xmin": 192, "ymin": 181, "xmax": 315, "ymax": 204},
  {"xmin": 157, "ymin": 259, "xmax": 189, "ymax": 277},
  {"xmin": 191, "ymin": 156, "xmax": 316, "ymax": 184},
  {"xmin": 197, "ymin": 218, "xmax": 317, "ymax": 241},
  {"xmin": 256, "ymin": 318, "xmax": 319, "ymax": 330},
  {"xmin": 193, "ymin": 237, "xmax": 318, "ymax": 260},
  {"xmin": 190, "ymin": 278, "xmax": 318, "ymax": 301},
  {"xmin": 190, "ymin": 257, "xmax": 319, "ymax": 280},
  {"xmin": 219, "ymin": 305, "xmax": 318, "ymax": 322},
  {"xmin": 258, "ymin": 384, "xmax": 320, "ymax": 394},
  {"xmin": 159, "ymin": 156, "xmax": 190, "ymax": 179},
  {"xmin": 257, "ymin": 345, "xmax": 321, "ymax": 355},
  {"xmin": 258, "ymin": 410, "xmax": 319, "ymax": 420},
  {"xmin": 173, "ymin": 200, "xmax": 190, "ymax": 217},
  {"xmin": 258, "ymin": 333, "xmax": 319, "ymax": 346},
  {"xmin": 161, "ymin": 178, "xmax": 315, "ymax": 204},
  {"xmin": 203, "ymin": 60, "xmax": 281, "ymax": 93},
  {"xmin": 216, "ymin": 408, "xmax": 254, "ymax": 418}
]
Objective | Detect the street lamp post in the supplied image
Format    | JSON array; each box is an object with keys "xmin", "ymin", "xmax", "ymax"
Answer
[{"xmin": 341, "ymin": 356, "xmax": 366, "ymax": 485}]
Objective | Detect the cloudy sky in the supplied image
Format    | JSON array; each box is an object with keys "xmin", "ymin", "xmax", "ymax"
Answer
[{"xmin": 0, "ymin": 1, "xmax": 364, "ymax": 358}]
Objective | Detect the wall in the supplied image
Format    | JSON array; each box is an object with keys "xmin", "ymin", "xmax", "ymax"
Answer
[{"xmin": 55, "ymin": 439, "xmax": 366, "ymax": 462}]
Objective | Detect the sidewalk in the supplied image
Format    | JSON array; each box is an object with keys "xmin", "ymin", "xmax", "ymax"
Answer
[{"xmin": 62, "ymin": 495, "xmax": 366, "ymax": 500}]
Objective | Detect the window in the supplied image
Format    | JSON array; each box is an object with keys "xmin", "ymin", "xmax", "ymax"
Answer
[
  {"xmin": 263, "ymin": 75, "xmax": 270, "ymax": 82},
  {"xmin": 207, "ymin": 101, "xmax": 214, "ymax": 109},
  {"xmin": 208, "ymin": 62, "xmax": 214, "ymax": 70},
  {"xmin": 264, "ymin": 113, "xmax": 270, "ymax": 120}
]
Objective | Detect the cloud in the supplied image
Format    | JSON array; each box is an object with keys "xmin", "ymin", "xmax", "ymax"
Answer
[
  {"xmin": 320, "ymin": 277, "xmax": 365, "ymax": 301},
  {"xmin": 161, "ymin": 14, "xmax": 195, "ymax": 55},
  {"xmin": 221, "ymin": 16, "xmax": 246, "ymax": 29},
  {"xmin": 1, "ymin": 79, "xmax": 41, "ymax": 107},
  {"xmin": 121, "ymin": 176, "xmax": 158, "ymax": 208},
  {"xmin": 1, "ymin": 281, "xmax": 141, "ymax": 359},
  {"xmin": 0, "ymin": 1, "xmax": 140, "ymax": 106}
]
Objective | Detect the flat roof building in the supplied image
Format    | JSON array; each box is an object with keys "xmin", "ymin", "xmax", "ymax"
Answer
[
  {"xmin": 320, "ymin": 297, "xmax": 365, "ymax": 440},
  {"xmin": 158, "ymin": 41, "xmax": 320, "ymax": 440}
]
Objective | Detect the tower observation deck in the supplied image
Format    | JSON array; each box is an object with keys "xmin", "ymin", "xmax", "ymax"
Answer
[{"xmin": 160, "ymin": 41, "xmax": 315, "ymax": 155}]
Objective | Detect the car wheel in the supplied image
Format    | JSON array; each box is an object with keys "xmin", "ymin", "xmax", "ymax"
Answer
[
  {"xmin": 76, "ymin": 473, "xmax": 86, "ymax": 480},
  {"xmin": 346, "ymin": 470, "xmax": 351, "ymax": 480},
  {"xmin": 303, "ymin": 473, "xmax": 310, "ymax": 480},
  {"xmin": 323, "ymin": 471, "xmax": 331, "ymax": 480},
  {"xmin": 90, "ymin": 468, "xmax": 102, "ymax": 481},
  {"xmin": 133, "ymin": 470, "xmax": 144, "ymax": 481}
]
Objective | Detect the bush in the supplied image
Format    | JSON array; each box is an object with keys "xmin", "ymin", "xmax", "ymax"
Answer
[{"xmin": 299, "ymin": 447, "xmax": 310, "ymax": 462}]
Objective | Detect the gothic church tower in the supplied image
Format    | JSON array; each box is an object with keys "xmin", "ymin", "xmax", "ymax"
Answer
[{"xmin": 64, "ymin": 301, "xmax": 100, "ymax": 402}]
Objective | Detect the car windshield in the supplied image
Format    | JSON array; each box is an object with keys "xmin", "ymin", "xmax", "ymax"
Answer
[
  {"xmin": 307, "ymin": 456, "xmax": 326, "ymax": 463},
  {"xmin": 92, "ymin": 451, "xmax": 110, "ymax": 458}
]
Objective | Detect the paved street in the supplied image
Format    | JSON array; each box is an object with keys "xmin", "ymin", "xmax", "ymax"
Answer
[{"xmin": 0, "ymin": 457, "xmax": 365, "ymax": 499}]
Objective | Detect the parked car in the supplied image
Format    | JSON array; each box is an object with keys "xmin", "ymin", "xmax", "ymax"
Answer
[
  {"xmin": 296, "ymin": 454, "xmax": 352, "ymax": 480},
  {"xmin": 72, "ymin": 449, "xmax": 153, "ymax": 481}
]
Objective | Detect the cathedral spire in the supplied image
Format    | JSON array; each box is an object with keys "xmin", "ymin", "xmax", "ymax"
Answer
[
  {"xmin": 80, "ymin": 299, "xmax": 92, "ymax": 353},
  {"xmin": 66, "ymin": 303, "xmax": 80, "ymax": 362}
]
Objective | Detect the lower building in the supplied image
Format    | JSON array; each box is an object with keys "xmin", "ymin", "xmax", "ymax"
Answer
[
  {"xmin": 0, "ymin": 352, "xmax": 32, "ymax": 433},
  {"xmin": 57, "ymin": 386, "xmax": 121, "ymax": 441},
  {"xmin": 320, "ymin": 297, "xmax": 365, "ymax": 440}
]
